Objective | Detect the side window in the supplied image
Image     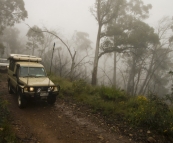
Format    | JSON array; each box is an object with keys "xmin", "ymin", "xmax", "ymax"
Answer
[
  {"xmin": 16, "ymin": 66, "xmax": 20, "ymax": 77},
  {"xmin": 9, "ymin": 60, "xmax": 15, "ymax": 71}
]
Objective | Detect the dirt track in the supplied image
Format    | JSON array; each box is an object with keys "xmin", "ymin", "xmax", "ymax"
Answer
[{"xmin": 0, "ymin": 73, "xmax": 135, "ymax": 143}]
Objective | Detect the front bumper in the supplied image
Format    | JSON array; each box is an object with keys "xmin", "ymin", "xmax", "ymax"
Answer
[
  {"xmin": 21, "ymin": 86, "xmax": 60, "ymax": 100},
  {"xmin": 23, "ymin": 91, "xmax": 58, "ymax": 100},
  {"xmin": 24, "ymin": 91, "xmax": 58, "ymax": 97}
]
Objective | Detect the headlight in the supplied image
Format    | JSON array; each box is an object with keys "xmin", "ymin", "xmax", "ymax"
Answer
[
  {"xmin": 54, "ymin": 87, "xmax": 58, "ymax": 91},
  {"xmin": 30, "ymin": 87, "xmax": 34, "ymax": 92},
  {"xmin": 54, "ymin": 86, "xmax": 60, "ymax": 92}
]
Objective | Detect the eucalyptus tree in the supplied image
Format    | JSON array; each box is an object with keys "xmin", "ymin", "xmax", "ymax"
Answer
[
  {"xmin": 26, "ymin": 25, "xmax": 44, "ymax": 55},
  {"xmin": 0, "ymin": 0, "xmax": 27, "ymax": 56},
  {"xmin": 121, "ymin": 17, "xmax": 173, "ymax": 96},
  {"xmin": 138, "ymin": 17, "xmax": 173, "ymax": 95},
  {"xmin": 26, "ymin": 24, "xmax": 93, "ymax": 80},
  {"xmin": 39, "ymin": 29, "xmax": 57, "ymax": 57},
  {"xmin": 91, "ymin": 0, "xmax": 152, "ymax": 85},
  {"xmin": 53, "ymin": 47, "xmax": 70, "ymax": 77},
  {"xmin": 0, "ymin": 27, "xmax": 22, "ymax": 54},
  {"xmin": 38, "ymin": 29, "xmax": 92, "ymax": 80},
  {"xmin": 90, "ymin": 0, "xmax": 123, "ymax": 85},
  {"xmin": 138, "ymin": 47, "xmax": 172, "ymax": 95},
  {"xmin": 0, "ymin": 0, "xmax": 27, "ymax": 34},
  {"xmin": 124, "ymin": 21, "xmax": 159, "ymax": 95},
  {"xmin": 67, "ymin": 31, "xmax": 92, "ymax": 80}
]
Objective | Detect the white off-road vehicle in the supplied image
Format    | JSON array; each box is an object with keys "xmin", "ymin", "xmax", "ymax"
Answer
[
  {"xmin": 7, "ymin": 54, "xmax": 60, "ymax": 108},
  {"xmin": 0, "ymin": 58, "xmax": 9, "ymax": 72}
]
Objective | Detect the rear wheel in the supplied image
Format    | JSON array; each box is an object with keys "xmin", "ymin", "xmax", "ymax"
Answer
[{"xmin": 8, "ymin": 81, "xmax": 13, "ymax": 94}]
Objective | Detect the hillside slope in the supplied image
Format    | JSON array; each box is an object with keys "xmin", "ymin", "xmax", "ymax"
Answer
[{"xmin": 0, "ymin": 73, "xmax": 134, "ymax": 143}]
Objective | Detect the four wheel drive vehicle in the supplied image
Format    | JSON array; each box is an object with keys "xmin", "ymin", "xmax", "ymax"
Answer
[
  {"xmin": 0, "ymin": 58, "xmax": 9, "ymax": 72},
  {"xmin": 7, "ymin": 54, "xmax": 60, "ymax": 108}
]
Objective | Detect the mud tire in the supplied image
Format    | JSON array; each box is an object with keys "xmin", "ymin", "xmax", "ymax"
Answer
[{"xmin": 18, "ymin": 92, "xmax": 27, "ymax": 109}]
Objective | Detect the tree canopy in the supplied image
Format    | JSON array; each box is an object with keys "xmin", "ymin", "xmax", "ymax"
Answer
[
  {"xmin": 26, "ymin": 25, "xmax": 44, "ymax": 55},
  {"xmin": 1, "ymin": 27, "xmax": 22, "ymax": 53},
  {"xmin": 91, "ymin": 0, "xmax": 153, "ymax": 85},
  {"xmin": 0, "ymin": 0, "xmax": 28, "ymax": 34}
]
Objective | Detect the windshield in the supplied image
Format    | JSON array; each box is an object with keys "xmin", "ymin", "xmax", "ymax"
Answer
[{"xmin": 19, "ymin": 67, "xmax": 47, "ymax": 77}]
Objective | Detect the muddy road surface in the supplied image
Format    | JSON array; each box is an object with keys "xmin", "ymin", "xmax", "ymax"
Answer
[{"xmin": 0, "ymin": 73, "xmax": 134, "ymax": 143}]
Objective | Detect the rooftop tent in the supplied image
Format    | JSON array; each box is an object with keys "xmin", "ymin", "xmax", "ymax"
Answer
[{"xmin": 8, "ymin": 54, "xmax": 42, "ymax": 62}]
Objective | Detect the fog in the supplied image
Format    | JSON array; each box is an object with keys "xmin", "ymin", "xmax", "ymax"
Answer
[
  {"xmin": 15, "ymin": 0, "xmax": 97, "ymax": 42},
  {"xmin": 15, "ymin": 0, "xmax": 173, "ymax": 40},
  {"xmin": 1, "ymin": 0, "xmax": 173, "ymax": 96}
]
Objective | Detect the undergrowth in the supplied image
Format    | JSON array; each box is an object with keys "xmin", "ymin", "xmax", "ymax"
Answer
[
  {"xmin": 0, "ymin": 93, "xmax": 18, "ymax": 143},
  {"xmin": 50, "ymin": 75, "xmax": 173, "ymax": 139}
]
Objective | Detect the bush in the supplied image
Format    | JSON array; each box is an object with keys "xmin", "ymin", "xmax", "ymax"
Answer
[
  {"xmin": 0, "ymin": 96, "xmax": 18, "ymax": 143},
  {"xmin": 49, "ymin": 75, "xmax": 173, "ymax": 139},
  {"xmin": 72, "ymin": 79, "xmax": 88, "ymax": 94},
  {"xmin": 50, "ymin": 75, "xmax": 74, "ymax": 96},
  {"xmin": 126, "ymin": 94, "xmax": 173, "ymax": 135},
  {"xmin": 99, "ymin": 86, "xmax": 127, "ymax": 101}
]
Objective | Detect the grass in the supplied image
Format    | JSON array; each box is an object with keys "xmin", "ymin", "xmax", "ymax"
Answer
[
  {"xmin": 0, "ymin": 94, "xmax": 18, "ymax": 143},
  {"xmin": 50, "ymin": 75, "xmax": 173, "ymax": 140}
]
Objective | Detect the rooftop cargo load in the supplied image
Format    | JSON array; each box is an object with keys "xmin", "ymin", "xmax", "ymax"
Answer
[{"xmin": 8, "ymin": 54, "xmax": 42, "ymax": 62}]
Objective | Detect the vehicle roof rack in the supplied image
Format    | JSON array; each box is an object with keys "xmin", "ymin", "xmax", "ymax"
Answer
[{"xmin": 8, "ymin": 54, "xmax": 42, "ymax": 62}]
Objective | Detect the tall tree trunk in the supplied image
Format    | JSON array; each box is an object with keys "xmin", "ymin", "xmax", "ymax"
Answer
[
  {"xmin": 113, "ymin": 36, "xmax": 117, "ymax": 88},
  {"xmin": 127, "ymin": 56, "xmax": 136, "ymax": 95},
  {"xmin": 138, "ymin": 54, "xmax": 154, "ymax": 94},
  {"xmin": 70, "ymin": 51, "xmax": 76, "ymax": 80},
  {"xmin": 134, "ymin": 68, "xmax": 141, "ymax": 95},
  {"xmin": 32, "ymin": 41, "xmax": 35, "ymax": 55},
  {"xmin": 58, "ymin": 49, "xmax": 62, "ymax": 77},
  {"xmin": 113, "ymin": 51, "xmax": 117, "ymax": 88},
  {"xmin": 91, "ymin": 25, "xmax": 101, "ymax": 85}
]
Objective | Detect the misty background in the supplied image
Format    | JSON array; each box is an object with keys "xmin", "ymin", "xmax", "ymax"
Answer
[{"xmin": 1, "ymin": 0, "xmax": 173, "ymax": 97}]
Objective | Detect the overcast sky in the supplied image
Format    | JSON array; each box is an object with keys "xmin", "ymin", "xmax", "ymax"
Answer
[{"xmin": 16, "ymin": 0, "xmax": 173, "ymax": 43}]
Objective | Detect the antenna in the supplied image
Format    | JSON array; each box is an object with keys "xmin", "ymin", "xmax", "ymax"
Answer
[
  {"xmin": 27, "ymin": 49, "xmax": 31, "ymax": 85},
  {"xmin": 48, "ymin": 43, "xmax": 55, "ymax": 87}
]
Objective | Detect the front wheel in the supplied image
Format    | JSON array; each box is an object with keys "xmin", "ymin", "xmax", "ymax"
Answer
[
  {"xmin": 18, "ymin": 93, "xmax": 27, "ymax": 108},
  {"xmin": 47, "ymin": 96, "xmax": 56, "ymax": 105}
]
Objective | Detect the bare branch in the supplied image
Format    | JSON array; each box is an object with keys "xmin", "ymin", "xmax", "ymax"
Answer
[
  {"xmin": 98, "ymin": 46, "xmax": 131, "ymax": 59},
  {"xmin": 25, "ymin": 23, "xmax": 73, "ymax": 59}
]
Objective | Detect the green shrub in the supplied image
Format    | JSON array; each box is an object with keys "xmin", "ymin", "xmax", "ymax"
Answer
[
  {"xmin": 0, "ymin": 99, "xmax": 9, "ymax": 124},
  {"xmin": 0, "ymin": 96, "xmax": 18, "ymax": 143},
  {"xmin": 49, "ymin": 75, "xmax": 173, "ymax": 138},
  {"xmin": 0, "ymin": 120, "xmax": 18, "ymax": 143},
  {"xmin": 50, "ymin": 75, "xmax": 73, "ymax": 96},
  {"xmin": 126, "ymin": 95, "xmax": 173, "ymax": 135},
  {"xmin": 99, "ymin": 86, "xmax": 127, "ymax": 101},
  {"xmin": 72, "ymin": 79, "xmax": 88, "ymax": 94}
]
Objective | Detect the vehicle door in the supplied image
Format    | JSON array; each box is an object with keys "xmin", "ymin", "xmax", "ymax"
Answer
[
  {"xmin": 10, "ymin": 64, "xmax": 19, "ymax": 89},
  {"xmin": 8, "ymin": 60, "xmax": 16, "ymax": 87}
]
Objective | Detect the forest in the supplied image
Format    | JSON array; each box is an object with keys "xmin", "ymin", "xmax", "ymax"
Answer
[
  {"xmin": 1, "ymin": 0, "xmax": 173, "ymax": 97},
  {"xmin": 1, "ymin": 0, "xmax": 173, "ymax": 142}
]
